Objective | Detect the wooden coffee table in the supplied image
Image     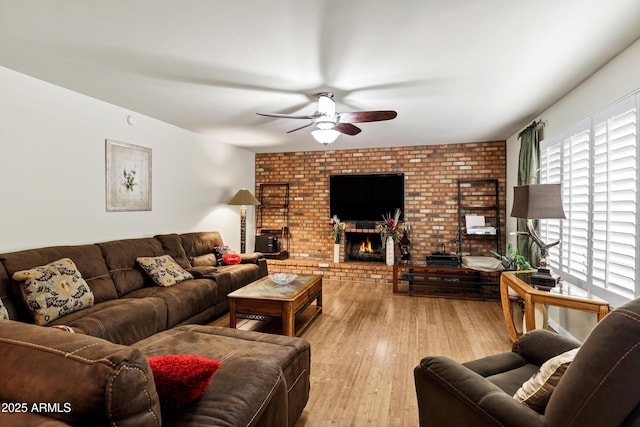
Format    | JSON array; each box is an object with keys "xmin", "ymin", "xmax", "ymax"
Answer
[{"xmin": 228, "ymin": 274, "xmax": 322, "ymax": 336}]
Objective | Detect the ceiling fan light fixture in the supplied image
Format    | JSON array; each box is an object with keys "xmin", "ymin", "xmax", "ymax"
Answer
[
  {"xmin": 312, "ymin": 129, "xmax": 340, "ymax": 145},
  {"xmin": 256, "ymin": 92, "xmax": 396, "ymax": 144},
  {"xmin": 316, "ymin": 120, "xmax": 336, "ymax": 130},
  {"xmin": 316, "ymin": 93, "xmax": 336, "ymax": 115}
]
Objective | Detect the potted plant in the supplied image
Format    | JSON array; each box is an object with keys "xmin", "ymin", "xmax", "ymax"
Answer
[
  {"xmin": 491, "ymin": 243, "xmax": 532, "ymax": 271},
  {"xmin": 379, "ymin": 209, "xmax": 402, "ymax": 266}
]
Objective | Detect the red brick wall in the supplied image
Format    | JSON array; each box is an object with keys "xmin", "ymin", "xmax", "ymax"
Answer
[{"xmin": 255, "ymin": 141, "xmax": 506, "ymax": 281}]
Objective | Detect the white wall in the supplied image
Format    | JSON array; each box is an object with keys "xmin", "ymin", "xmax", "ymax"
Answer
[
  {"xmin": 505, "ymin": 38, "xmax": 640, "ymax": 340},
  {"xmin": 0, "ymin": 67, "xmax": 257, "ymax": 253}
]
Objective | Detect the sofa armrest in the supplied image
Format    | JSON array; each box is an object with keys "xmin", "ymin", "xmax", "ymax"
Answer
[
  {"xmin": 240, "ymin": 252, "xmax": 263, "ymax": 264},
  {"xmin": 462, "ymin": 351, "xmax": 527, "ymax": 378},
  {"xmin": 0, "ymin": 320, "xmax": 161, "ymax": 426},
  {"xmin": 415, "ymin": 356, "xmax": 545, "ymax": 427},
  {"xmin": 512, "ymin": 329, "xmax": 581, "ymax": 366}
]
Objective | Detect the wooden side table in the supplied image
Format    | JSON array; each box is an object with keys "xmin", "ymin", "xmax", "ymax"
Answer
[{"xmin": 500, "ymin": 271, "xmax": 610, "ymax": 342}]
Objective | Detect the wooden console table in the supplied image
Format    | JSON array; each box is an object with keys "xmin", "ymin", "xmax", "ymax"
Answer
[
  {"xmin": 393, "ymin": 264, "xmax": 501, "ymax": 300},
  {"xmin": 500, "ymin": 271, "xmax": 610, "ymax": 342}
]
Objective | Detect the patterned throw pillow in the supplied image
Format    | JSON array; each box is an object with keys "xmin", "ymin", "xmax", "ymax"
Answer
[
  {"xmin": 514, "ymin": 347, "xmax": 579, "ymax": 412},
  {"xmin": 12, "ymin": 258, "xmax": 94, "ymax": 326},
  {"xmin": 0, "ymin": 298, "xmax": 9, "ymax": 320},
  {"xmin": 137, "ymin": 255, "xmax": 194, "ymax": 287}
]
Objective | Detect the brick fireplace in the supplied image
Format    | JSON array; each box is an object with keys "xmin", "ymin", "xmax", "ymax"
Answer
[
  {"xmin": 255, "ymin": 141, "xmax": 506, "ymax": 283},
  {"xmin": 344, "ymin": 231, "xmax": 384, "ymax": 263}
]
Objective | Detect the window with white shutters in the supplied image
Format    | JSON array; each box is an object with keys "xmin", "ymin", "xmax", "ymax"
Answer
[
  {"xmin": 539, "ymin": 92, "xmax": 639, "ymax": 307},
  {"xmin": 591, "ymin": 97, "xmax": 637, "ymax": 302}
]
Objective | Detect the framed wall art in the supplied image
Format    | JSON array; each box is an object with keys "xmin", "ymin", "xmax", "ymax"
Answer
[{"xmin": 105, "ymin": 139, "xmax": 152, "ymax": 211}]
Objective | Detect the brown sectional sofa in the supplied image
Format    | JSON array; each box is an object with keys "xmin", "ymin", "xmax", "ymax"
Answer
[
  {"xmin": 0, "ymin": 231, "xmax": 267, "ymax": 344},
  {"xmin": 0, "ymin": 231, "xmax": 311, "ymax": 427}
]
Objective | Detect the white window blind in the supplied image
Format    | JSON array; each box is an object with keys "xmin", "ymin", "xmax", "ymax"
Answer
[
  {"xmin": 540, "ymin": 142, "xmax": 562, "ymax": 268},
  {"xmin": 539, "ymin": 92, "xmax": 639, "ymax": 307},
  {"xmin": 591, "ymin": 98, "xmax": 637, "ymax": 300},
  {"xmin": 561, "ymin": 127, "xmax": 590, "ymax": 282}
]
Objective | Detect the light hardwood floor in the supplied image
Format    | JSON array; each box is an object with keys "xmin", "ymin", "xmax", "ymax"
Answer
[{"xmin": 211, "ymin": 279, "xmax": 512, "ymax": 426}]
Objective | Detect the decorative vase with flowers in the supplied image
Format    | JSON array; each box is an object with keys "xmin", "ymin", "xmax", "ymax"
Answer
[
  {"xmin": 379, "ymin": 209, "xmax": 402, "ymax": 265},
  {"xmin": 330, "ymin": 215, "xmax": 346, "ymax": 263}
]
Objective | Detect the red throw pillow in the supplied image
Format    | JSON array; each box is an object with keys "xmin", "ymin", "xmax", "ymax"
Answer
[
  {"xmin": 147, "ymin": 355, "xmax": 221, "ymax": 408},
  {"xmin": 222, "ymin": 253, "xmax": 241, "ymax": 265}
]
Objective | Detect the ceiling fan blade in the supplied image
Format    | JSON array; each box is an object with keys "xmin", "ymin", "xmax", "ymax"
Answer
[
  {"xmin": 286, "ymin": 122, "xmax": 314, "ymax": 134},
  {"xmin": 334, "ymin": 123, "xmax": 362, "ymax": 136},
  {"xmin": 256, "ymin": 112, "xmax": 316, "ymax": 120},
  {"xmin": 339, "ymin": 111, "xmax": 398, "ymax": 123}
]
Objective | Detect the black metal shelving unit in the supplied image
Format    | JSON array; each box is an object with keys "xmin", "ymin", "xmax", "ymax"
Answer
[
  {"xmin": 457, "ymin": 178, "xmax": 502, "ymax": 257},
  {"xmin": 257, "ymin": 183, "xmax": 290, "ymax": 259}
]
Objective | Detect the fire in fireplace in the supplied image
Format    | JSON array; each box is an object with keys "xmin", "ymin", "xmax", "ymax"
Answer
[{"xmin": 345, "ymin": 232, "xmax": 384, "ymax": 262}]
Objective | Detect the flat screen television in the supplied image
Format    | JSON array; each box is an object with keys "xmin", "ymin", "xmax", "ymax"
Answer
[{"xmin": 330, "ymin": 173, "xmax": 405, "ymax": 222}]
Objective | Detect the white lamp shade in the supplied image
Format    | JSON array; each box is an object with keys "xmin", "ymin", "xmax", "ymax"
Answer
[{"xmin": 312, "ymin": 129, "xmax": 340, "ymax": 144}]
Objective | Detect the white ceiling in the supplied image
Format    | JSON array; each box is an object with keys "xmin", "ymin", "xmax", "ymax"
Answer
[{"xmin": 2, "ymin": 1, "xmax": 640, "ymax": 153}]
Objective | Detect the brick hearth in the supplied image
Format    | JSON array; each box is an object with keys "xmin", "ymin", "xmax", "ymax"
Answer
[{"xmin": 266, "ymin": 258, "xmax": 394, "ymax": 285}]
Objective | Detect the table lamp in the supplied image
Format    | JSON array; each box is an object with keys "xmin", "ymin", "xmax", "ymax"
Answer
[
  {"xmin": 510, "ymin": 184, "xmax": 566, "ymax": 289},
  {"xmin": 227, "ymin": 189, "xmax": 261, "ymax": 253}
]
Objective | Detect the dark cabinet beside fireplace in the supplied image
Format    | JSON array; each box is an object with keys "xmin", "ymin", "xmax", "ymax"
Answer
[{"xmin": 392, "ymin": 264, "xmax": 500, "ymax": 301}]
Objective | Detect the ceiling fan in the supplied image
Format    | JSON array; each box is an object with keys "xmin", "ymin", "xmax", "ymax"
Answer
[{"xmin": 257, "ymin": 92, "xmax": 397, "ymax": 144}]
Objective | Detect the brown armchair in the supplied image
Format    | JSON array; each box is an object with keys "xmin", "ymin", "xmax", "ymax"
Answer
[{"xmin": 414, "ymin": 297, "xmax": 640, "ymax": 427}]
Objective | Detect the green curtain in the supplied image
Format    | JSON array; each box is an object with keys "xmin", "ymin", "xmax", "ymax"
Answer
[{"xmin": 517, "ymin": 121, "xmax": 540, "ymax": 267}]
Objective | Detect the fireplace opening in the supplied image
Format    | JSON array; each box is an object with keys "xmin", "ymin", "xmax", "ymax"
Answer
[{"xmin": 345, "ymin": 232, "xmax": 384, "ymax": 262}]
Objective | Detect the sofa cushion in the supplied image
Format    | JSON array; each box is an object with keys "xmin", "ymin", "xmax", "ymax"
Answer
[
  {"xmin": 154, "ymin": 233, "xmax": 191, "ymax": 269},
  {"xmin": 514, "ymin": 347, "xmax": 579, "ymax": 412},
  {"xmin": 98, "ymin": 238, "xmax": 165, "ymax": 296},
  {"xmin": 13, "ymin": 258, "xmax": 95, "ymax": 326},
  {"xmin": 137, "ymin": 255, "xmax": 194, "ymax": 287},
  {"xmin": 187, "ymin": 266, "xmax": 218, "ymax": 278},
  {"xmin": 485, "ymin": 363, "xmax": 540, "ymax": 397},
  {"xmin": 216, "ymin": 263, "xmax": 264, "ymax": 292},
  {"xmin": 47, "ymin": 297, "xmax": 168, "ymax": 345},
  {"xmin": 0, "ymin": 244, "xmax": 118, "ymax": 305},
  {"xmin": 124, "ymin": 278, "xmax": 221, "ymax": 328},
  {"xmin": 0, "ymin": 320, "xmax": 161, "ymax": 426},
  {"xmin": 191, "ymin": 253, "xmax": 218, "ymax": 267},
  {"xmin": 180, "ymin": 231, "xmax": 225, "ymax": 263},
  {"xmin": 148, "ymin": 354, "xmax": 221, "ymax": 408}
]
